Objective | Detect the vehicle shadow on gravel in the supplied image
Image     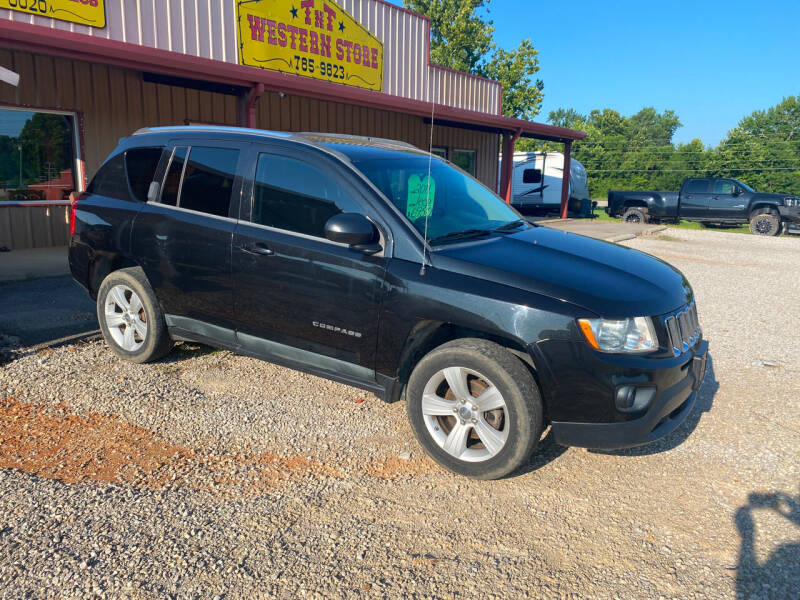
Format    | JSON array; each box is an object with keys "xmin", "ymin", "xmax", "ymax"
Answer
[
  {"xmin": 588, "ymin": 353, "xmax": 720, "ymax": 457},
  {"xmin": 514, "ymin": 428, "xmax": 570, "ymax": 476},
  {"xmin": 157, "ymin": 342, "xmax": 223, "ymax": 363},
  {"xmin": 735, "ymin": 489, "xmax": 800, "ymax": 599}
]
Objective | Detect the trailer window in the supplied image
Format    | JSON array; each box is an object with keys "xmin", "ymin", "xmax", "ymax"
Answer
[{"xmin": 523, "ymin": 169, "xmax": 542, "ymax": 184}]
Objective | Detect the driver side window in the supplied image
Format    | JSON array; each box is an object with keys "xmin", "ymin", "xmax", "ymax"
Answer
[
  {"xmin": 251, "ymin": 153, "xmax": 364, "ymax": 238},
  {"xmin": 713, "ymin": 180, "xmax": 734, "ymax": 195}
]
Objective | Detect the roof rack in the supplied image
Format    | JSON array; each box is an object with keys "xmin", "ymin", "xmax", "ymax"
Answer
[
  {"xmin": 131, "ymin": 125, "xmax": 294, "ymax": 139},
  {"xmin": 295, "ymin": 132, "xmax": 418, "ymax": 150}
]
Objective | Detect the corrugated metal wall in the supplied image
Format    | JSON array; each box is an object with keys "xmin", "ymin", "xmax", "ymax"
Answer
[
  {"xmin": 0, "ymin": 50, "xmax": 499, "ymax": 249},
  {"xmin": 254, "ymin": 91, "xmax": 499, "ymax": 187},
  {"xmin": 0, "ymin": 49, "xmax": 239, "ymax": 177},
  {"xmin": 0, "ymin": 0, "xmax": 501, "ymax": 114},
  {"xmin": 0, "ymin": 206, "xmax": 70, "ymax": 251},
  {"xmin": 1, "ymin": 49, "xmax": 499, "ymax": 187}
]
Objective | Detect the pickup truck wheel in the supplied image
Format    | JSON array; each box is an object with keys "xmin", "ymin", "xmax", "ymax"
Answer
[
  {"xmin": 749, "ymin": 212, "xmax": 781, "ymax": 236},
  {"xmin": 622, "ymin": 207, "xmax": 648, "ymax": 224},
  {"xmin": 406, "ymin": 338, "xmax": 543, "ymax": 479},
  {"xmin": 97, "ymin": 268, "xmax": 172, "ymax": 363}
]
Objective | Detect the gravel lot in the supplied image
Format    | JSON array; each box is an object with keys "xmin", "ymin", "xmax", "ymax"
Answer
[{"xmin": 1, "ymin": 227, "xmax": 798, "ymax": 599}]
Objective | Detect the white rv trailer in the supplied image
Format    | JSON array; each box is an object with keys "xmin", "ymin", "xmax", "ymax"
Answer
[{"xmin": 499, "ymin": 152, "xmax": 591, "ymax": 215}]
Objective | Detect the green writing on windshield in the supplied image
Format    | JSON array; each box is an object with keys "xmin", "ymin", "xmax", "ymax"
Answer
[{"xmin": 406, "ymin": 174, "xmax": 435, "ymax": 221}]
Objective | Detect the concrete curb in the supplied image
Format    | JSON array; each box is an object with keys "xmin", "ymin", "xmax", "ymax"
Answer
[{"xmin": 610, "ymin": 225, "xmax": 667, "ymax": 243}]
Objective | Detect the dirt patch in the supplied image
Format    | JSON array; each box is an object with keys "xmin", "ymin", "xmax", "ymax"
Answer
[
  {"xmin": 0, "ymin": 397, "xmax": 336, "ymax": 494},
  {"xmin": 0, "ymin": 397, "xmax": 428, "ymax": 492},
  {"xmin": 367, "ymin": 456, "xmax": 435, "ymax": 479}
]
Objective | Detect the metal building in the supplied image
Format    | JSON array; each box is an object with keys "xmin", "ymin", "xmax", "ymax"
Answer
[{"xmin": 0, "ymin": 0, "xmax": 585, "ymax": 251}]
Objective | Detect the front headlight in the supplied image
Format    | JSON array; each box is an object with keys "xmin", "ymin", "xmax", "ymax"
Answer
[
  {"xmin": 784, "ymin": 197, "xmax": 799, "ymax": 207},
  {"xmin": 578, "ymin": 317, "xmax": 657, "ymax": 353}
]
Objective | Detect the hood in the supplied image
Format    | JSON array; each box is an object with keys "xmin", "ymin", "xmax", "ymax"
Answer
[
  {"xmin": 431, "ymin": 226, "xmax": 692, "ymax": 318},
  {"xmin": 754, "ymin": 192, "xmax": 795, "ymax": 201}
]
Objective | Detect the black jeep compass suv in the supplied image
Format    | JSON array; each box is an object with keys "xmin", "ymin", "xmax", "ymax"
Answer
[{"xmin": 69, "ymin": 126, "xmax": 708, "ymax": 479}]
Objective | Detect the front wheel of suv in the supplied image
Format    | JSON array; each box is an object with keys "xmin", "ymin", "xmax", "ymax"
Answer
[
  {"xmin": 97, "ymin": 267, "xmax": 172, "ymax": 363},
  {"xmin": 406, "ymin": 338, "xmax": 543, "ymax": 479}
]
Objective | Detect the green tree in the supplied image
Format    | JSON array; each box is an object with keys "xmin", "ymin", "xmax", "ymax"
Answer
[
  {"xmin": 482, "ymin": 39, "xmax": 544, "ymax": 120},
  {"xmin": 539, "ymin": 97, "xmax": 799, "ymax": 201},
  {"xmin": 545, "ymin": 107, "xmax": 684, "ymax": 199},
  {"xmin": 404, "ymin": 0, "xmax": 544, "ymax": 120},
  {"xmin": 714, "ymin": 96, "xmax": 800, "ymax": 193},
  {"xmin": 403, "ymin": 0, "xmax": 494, "ymax": 73}
]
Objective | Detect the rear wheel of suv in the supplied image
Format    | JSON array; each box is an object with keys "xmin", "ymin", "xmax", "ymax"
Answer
[
  {"xmin": 97, "ymin": 267, "xmax": 172, "ymax": 363},
  {"xmin": 622, "ymin": 207, "xmax": 648, "ymax": 224},
  {"xmin": 749, "ymin": 211, "xmax": 781, "ymax": 236},
  {"xmin": 406, "ymin": 338, "xmax": 543, "ymax": 479}
]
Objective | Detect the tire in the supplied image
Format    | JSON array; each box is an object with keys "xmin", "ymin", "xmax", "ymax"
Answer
[
  {"xmin": 406, "ymin": 338, "xmax": 543, "ymax": 479},
  {"xmin": 749, "ymin": 211, "xmax": 781, "ymax": 236},
  {"xmin": 622, "ymin": 207, "xmax": 648, "ymax": 224},
  {"xmin": 97, "ymin": 267, "xmax": 172, "ymax": 363}
]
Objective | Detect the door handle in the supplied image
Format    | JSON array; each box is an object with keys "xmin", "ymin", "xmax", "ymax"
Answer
[{"xmin": 241, "ymin": 242, "xmax": 274, "ymax": 256}]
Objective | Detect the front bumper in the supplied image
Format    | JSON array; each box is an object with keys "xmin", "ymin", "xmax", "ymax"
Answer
[
  {"xmin": 779, "ymin": 205, "xmax": 800, "ymax": 223},
  {"xmin": 550, "ymin": 340, "xmax": 708, "ymax": 449}
]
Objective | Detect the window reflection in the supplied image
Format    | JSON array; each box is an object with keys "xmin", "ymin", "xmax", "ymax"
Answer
[{"xmin": 0, "ymin": 109, "xmax": 76, "ymax": 201}]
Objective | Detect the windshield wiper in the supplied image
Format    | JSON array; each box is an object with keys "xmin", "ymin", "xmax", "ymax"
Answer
[
  {"xmin": 428, "ymin": 228, "xmax": 493, "ymax": 245},
  {"xmin": 492, "ymin": 219, "xmax": 527, "ymax": 233}
]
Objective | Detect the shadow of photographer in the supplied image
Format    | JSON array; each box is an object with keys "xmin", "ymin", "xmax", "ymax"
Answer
[{"xmin": 735, "ymin": 488, "xmax": 800, "ymax": 599}]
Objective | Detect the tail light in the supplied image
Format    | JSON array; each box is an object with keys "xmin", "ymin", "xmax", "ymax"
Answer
[{"xmin": 69, "ymin": 191, "xmax": 79, "ymax": 236}]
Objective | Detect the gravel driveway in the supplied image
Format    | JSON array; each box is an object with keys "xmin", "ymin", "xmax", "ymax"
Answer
[{"xmin": 1, "ymin": 228, "xmax": 798, "ymax": 599}]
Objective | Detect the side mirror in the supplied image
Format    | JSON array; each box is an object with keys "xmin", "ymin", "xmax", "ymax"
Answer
[
  {"xmin": 732, "ymin": 187, "xmax": 742, "ymax": 197},
  {"xmin": 147, "ymin": 181, "xmax": 160, "ymax": 203},
  {"xmin": 324, "ymin": 213, "xmax": 381, "ymax": 254}
]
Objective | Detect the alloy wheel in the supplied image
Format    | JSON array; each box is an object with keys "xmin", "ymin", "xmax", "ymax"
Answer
[
  {"xmin": 755, "ymin": 217, "xmax": 774, "ymax": 235},
  {"xmin": 104, "ymin": 284, "xmax": 147, "ymax": 351},
  {"xmin": 421, "ymin": 367, "xmax": 509, "ymax": 462}
]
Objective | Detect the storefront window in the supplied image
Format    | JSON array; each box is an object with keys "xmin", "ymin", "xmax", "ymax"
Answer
[
  {"xmin": 452, "ymin": 149, "xmax": 476, "ymax": 176},
  {"xmin": 0, "ymin": 108, "xmax": 78, "ymax": 202},
  {"xmin": 431, "ymin": 146, "xmax": 448, "ymax": 160}
]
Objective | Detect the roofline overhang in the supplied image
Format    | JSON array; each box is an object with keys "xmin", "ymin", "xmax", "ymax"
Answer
[{"xmin": 0, "ymin": 19, "xmax": 586, "ymax": 143}]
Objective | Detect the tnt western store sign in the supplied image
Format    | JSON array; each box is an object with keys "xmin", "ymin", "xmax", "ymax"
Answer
[{"xmin": 239, "ymin": 0, "xmax": 384, "ymax": 92}]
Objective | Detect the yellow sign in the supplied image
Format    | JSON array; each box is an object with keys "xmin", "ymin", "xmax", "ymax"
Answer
[
  {"xmin": 0, "ymin": 0, "xmax": 106, "ymax": 28},
  {"xmin": 238, "ymin": 0, "xmax": 384, "ymax": 92}
]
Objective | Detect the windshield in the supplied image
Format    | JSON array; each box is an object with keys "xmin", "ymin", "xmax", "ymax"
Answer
[
  {"xmin": 352, "ymin": 155, "xmax": 522, "ymax": 243},
  {"xmin": 734, "ymin": 179, "xmax": 755, "ymax": 192}
]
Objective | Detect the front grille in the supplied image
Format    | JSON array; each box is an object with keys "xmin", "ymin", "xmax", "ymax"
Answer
[{"xmin": 664, "ymin": 303, "xmax": 701, "ymax": 356}]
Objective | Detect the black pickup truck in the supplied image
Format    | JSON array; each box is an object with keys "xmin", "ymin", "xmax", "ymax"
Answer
[{"xmin": 607, "ymin": 177, "xmax": 800, "ymax": 236}]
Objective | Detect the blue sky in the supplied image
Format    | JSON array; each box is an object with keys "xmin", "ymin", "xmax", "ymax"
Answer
[{"xmin": 389, "ymin": 0, "xmax": 800, "ymax": 146}]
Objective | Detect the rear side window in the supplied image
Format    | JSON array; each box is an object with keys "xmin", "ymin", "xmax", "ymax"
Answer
[
  {"xmin": 178, "ymin": 147, "xmax": 239, "ymax": 218},
  {"xmin": 88, "ymin": 153, "xmax": 130, "ymax": 200},
  {"xmin": 126, "ymin": 147, "xmax": 163, "ymax": 202},
  {"xmin": 159, "ymin": 146, "xmax": 238, "ymax": 218},
  {"xmin": 161, "ymin": 147, "xmax": 188, "ymax": 207},
  {"xmin": 685, "ymin": 179, "xmax": 709, "ymax": 194},
  {"xmin": 251, "ymin": 153, "xmax": 363, "ymax": 238}
]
